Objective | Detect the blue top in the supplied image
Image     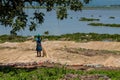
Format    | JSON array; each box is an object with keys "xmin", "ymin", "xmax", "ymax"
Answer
[{"xmin": 36, "ymin": 38, "xmax": 42, "ymax": 51}]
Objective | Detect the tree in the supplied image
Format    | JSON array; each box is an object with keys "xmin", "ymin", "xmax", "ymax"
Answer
[{"xmin": 0, "ymin": 0, "xmax": 91, "ymax": 35}]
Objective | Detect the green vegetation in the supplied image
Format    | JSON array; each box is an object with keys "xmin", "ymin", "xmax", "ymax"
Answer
[
  {"xmin": 0, "ymin": 35, "xmax": 27, "ymax": 43},
  {"xmin": 109, "ymin": 16, "xmax": 115, "ymax": 19},
  {"xmin": 43, "ymin": 33, "xmax": 120, "ymax": 42},
  {"xmin": 83, "ymin": 6, "xmax": 120, "ymax": 10},
  {"xmin": 0, "ymin": 66, "xmax": 120, "ymax": 80},
  {"xmin": 88, "ymin": 23, "xmax": 120, "ymax": 27},
  {"xmin": 1, "ymin": 33, "xmax": 120, "ymax": 43},
  {"xmin": 79, "ymin": 17, "xmax": 100, "ymax": 21},
  {"xmin": 64, "ymin": 47, "xmax": 120, "ymax": 55},
  {"xmin": 44, "ymin": 31, "xmax": 49, "ymax": 36}
]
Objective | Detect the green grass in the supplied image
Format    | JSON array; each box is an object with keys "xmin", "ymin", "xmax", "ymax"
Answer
[
  {"xmin": 79, "ymin": 17, "xmax": 100, "ymax": 21},
  {"xmin": 1, "ymin": 33, "xmax": 120, "ymax": 43},
  {"xmin": 43, "ymin": 33, "xmax": 120, "ymax": 42},
  {"xmin": 88, "ymin": 22, "xmax": 120, "ymax": 27},
  {"xmin": 0, "ymin": 35, "xmax": 27, "ymax": 43},
  {"xmin": 0, "ymin": 66, "xmax": 120, "ymax": 80}
]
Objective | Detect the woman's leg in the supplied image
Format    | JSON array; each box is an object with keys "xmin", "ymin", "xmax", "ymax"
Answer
[
  {"xmin": 39, "ymin": 51, "xmax": 41, "ymax": 57},
  {"xmin": 37, "ymin": 51, "xmax": 39, "ymax": 57}
]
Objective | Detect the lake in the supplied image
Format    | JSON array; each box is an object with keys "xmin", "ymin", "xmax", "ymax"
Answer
[{"xmin": 0, "ymin": 8, "xmax": 120, "ymax": 36}]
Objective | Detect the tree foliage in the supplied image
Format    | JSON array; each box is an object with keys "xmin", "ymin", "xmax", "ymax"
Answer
[{"xmin": 0, "ymin": 0, "xmax": 91, "ymax": 35}]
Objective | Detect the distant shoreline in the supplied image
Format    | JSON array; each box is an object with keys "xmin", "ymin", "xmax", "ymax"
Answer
[
  {"xmin": 82, "ymin": 6, "xmax": 120, "ymax": 10},
  {"xmin": 24, "ymin": 6, "xmax": 120, "ymax": 10}
]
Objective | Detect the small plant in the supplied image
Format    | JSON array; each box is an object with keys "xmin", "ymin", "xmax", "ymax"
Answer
[{"xmin": 44, "ymin": 31, "xmax": 49, "ymax": 36}]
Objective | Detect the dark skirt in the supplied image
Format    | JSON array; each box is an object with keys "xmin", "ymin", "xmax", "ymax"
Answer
[{"xmin": 36, "ymin": 46, "xmax": 42, "ymax": 51}]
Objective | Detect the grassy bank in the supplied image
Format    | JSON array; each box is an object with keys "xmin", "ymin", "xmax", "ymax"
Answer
[
  {"xmin": 0, "ymin": 66, "xmax": 120, "ymax": 80},
  {"xmin": 43, "ymin": 33, "xmax": 120, "ymax": 42},
  {"xmin": 0, "ymin": 35, "xmax": 27, "ymax": 43},
  {"xmin": 1, "ymin": 33, "xmax": 120, "ymax": 43}
]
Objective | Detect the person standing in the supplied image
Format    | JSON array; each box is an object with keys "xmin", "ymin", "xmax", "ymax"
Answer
[{"xmin": 36, "ymin": 34, "xmax": 42, "ymax": 57}]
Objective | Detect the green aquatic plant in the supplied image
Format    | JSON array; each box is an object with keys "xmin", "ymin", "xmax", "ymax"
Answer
[
  {"xmin": 88, "ymin": 23, "xmax": 120, "ymax": 27},
  {"xmin": 109, "ymin": 16, "xmax": 115, "ymax": 19},
  {"xmin": 79, "ymin": 17, "xmax": 100, "ymax": 21}
]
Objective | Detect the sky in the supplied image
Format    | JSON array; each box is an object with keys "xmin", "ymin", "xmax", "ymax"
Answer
[{"xmin": 85, "ymin": 0, "xmax": 120, "ymax": 6}]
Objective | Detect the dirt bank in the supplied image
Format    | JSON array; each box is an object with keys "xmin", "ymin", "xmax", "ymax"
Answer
[{"xmin": 0, "ymin": 41, "xmax": 120, "ymax": 67}]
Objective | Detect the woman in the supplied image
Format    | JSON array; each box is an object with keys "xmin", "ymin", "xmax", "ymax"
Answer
[{"xmin": 36, "ymin": 35, "xmax": 42, "ymax": 57}]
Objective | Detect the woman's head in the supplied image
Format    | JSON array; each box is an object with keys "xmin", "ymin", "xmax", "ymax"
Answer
[{"xmin": 37, "ymin": 34, "xmax": 40, "ymax": 39}]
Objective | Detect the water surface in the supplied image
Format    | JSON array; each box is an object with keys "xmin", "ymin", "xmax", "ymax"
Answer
[{"xmin": 0, "ymin": 9, "xmax": 120, "ymax": 36}]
